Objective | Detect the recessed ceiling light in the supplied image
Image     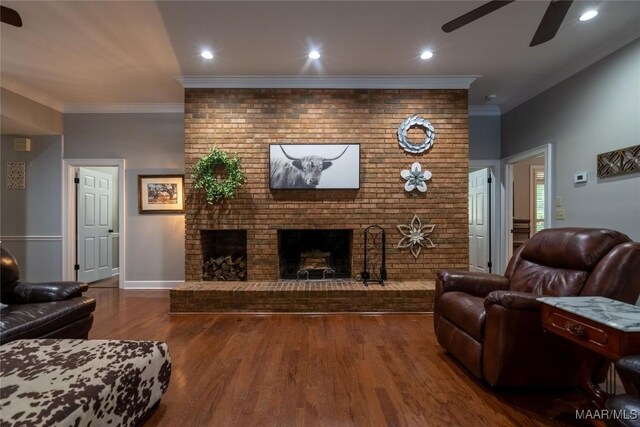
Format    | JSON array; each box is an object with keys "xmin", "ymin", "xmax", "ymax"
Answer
[
  {"xmin": 308, "ymin": 50, "xmax": 320, "ymax": 60},
  {"xmin": 420, "ymin": 50, "xmax": 434, "ymax": 60},
  {"xmin": 579, "ymin": 10, "xmax": 598, "ymax": 21},
  {"xmin": 201, "ymin": 50, "xmax": 214, "ymax": 60}
]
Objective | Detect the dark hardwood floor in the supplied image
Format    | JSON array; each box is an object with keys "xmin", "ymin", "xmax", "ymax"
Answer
[
  {"xmin": 87, "ymin": 288, "xmax": 586, "ymax": 427},
  {"xmin": 88, "ymin": 275, "xmax": 120, "ymax": 288}
]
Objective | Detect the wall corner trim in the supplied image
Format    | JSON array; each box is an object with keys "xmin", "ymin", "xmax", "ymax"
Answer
[
  {"xmin": 176, "ymin": 75, "xmax": 479, "ymax": 89},
  {"xmin": 123, "ymin": 280, "xmax": 183, "ymax": 290}
]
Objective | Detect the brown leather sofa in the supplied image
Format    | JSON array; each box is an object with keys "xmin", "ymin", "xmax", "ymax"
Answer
[
  {"xmin": 434, "ymin": 227, "xmax": 640, "ymax": 387},
  {"xmin": 0, "ymin": 247, "xmax": 96, "ymax": 345}
]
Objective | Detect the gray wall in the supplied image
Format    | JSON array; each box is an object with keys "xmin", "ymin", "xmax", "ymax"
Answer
[
  {"xmin": 469, "ymin": 115, "xmax": 500, "ymax": 160},
  {"xmin": 1, "ymin": 135, "xmax": 63, "ymax": 281},
  {"xmin": 502, "ymin": 39, "xmax": 640, "ymax": 241},
  {"xmin": 63, "ymin": 113, "xmax": 185, "ymax": 284}
]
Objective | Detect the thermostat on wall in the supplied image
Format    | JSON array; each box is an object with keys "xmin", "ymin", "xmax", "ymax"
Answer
[{"xmin": 574, "ymin": 172, "xmax": 588, "ymax": 184}]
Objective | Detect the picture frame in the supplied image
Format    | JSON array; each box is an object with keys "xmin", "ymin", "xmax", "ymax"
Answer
[
  {"xmin": 138, "ymin": 175, "xmax": 185, "ymax": 214},
  {"xmin": 269, "ymin": 144, "xmax": 360, "ymax": 190}
]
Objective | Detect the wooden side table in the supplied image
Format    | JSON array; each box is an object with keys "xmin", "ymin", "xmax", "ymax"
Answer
[{"xmin": 539, "ymin": 296, "xmax": 640, "ymax": 408}]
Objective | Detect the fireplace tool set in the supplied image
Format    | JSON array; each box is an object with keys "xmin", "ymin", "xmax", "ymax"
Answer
[{"xmin": 361, "ymin": 225, "xmax": 386, "ymax": 286}]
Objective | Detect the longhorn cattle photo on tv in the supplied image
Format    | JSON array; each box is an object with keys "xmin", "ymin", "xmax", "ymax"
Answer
[{"xmin": 269, "ymin": 144, "xmax": 360, "ymax": 190}]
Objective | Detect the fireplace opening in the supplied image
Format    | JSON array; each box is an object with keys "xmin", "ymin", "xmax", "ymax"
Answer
[
  {"xmin": 201, "ymin": 230, "xmax": 247, "ymax": 281},
  {"xmin": 278, "ymin": 230, "xmax": 352, "ymax": 280}
]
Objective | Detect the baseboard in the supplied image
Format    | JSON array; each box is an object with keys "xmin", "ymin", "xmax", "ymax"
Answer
[
  {"xmin": 123, "ymin": 280, "xmax": 183, "ymax": 290},
  {"xmin": 111, "ymin": 268, "xmax": 119, "ymax": 276}
]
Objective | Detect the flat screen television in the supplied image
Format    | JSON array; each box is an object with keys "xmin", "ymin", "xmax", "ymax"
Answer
[{"xmin": 269, "ymin": 144, "xmax": 360, "ymax": 190}]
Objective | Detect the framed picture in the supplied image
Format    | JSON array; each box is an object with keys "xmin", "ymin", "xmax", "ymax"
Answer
[
  {"xmin": 269, "ymin": 144, "xmax": 360, "ymax": 190},
  {"xmin": 138, "ymin": 175, "xmax": 185, "ymax": 214}
]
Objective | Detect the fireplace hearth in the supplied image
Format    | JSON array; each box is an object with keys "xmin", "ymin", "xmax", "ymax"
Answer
[{"xmin": 278, "ymin": 230, "xmax": 352, "ymax": 280}]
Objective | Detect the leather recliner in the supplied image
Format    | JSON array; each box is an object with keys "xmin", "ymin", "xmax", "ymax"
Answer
[
  {"xmin": 434, "ymin": 227, "xmax": 640, "ymax": 387},
  {"xmin": 606, "ymin": 355, "xmax": 640, "ymax": 427},
  {"xmin": 0, "ymin": 246, "xmax": 96, "ymax": 344}
]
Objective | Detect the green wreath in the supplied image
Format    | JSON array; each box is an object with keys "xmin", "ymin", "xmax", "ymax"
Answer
[{"xmin": 192, "ymin": 148, "xmax": 246, "ymax": 203}]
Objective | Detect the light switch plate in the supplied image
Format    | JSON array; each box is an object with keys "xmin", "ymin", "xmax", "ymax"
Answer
[
  {"xmin": 555, "ymin": 208, "xmax": 566, "ymax": 220},
  {"xmin": 555, "ymin": 196, "xmax": 563, "ymax": 207}
]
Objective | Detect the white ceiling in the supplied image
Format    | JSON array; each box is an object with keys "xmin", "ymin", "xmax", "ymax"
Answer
[{"xmin": 1, "ymin": 1, "xmax": 639, "ymax": 114}]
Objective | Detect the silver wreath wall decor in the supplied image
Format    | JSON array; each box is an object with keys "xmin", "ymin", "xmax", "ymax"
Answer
[
  {"xmin": 401, "ymin": 162, "xmax": 432, "ymax": 192},
  {"xmin": 397, "ymin": 214, "xmax": 435, "ymax": 258},
  {"xmin": 397, "ymin": 115, "xmax": 436, "ymax": 154}
]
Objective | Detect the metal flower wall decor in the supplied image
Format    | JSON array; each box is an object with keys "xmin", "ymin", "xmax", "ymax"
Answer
[
  {"xmin": 397, "ymin": 214, "xmax": 435, "ymax": 258},
  {"xmin": 401, "ymin": 162, "xmax": 432, "ymax": 193}
]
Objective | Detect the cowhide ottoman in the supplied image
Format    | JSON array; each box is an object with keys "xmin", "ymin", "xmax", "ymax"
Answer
[{"xmin": 0, "ymin": 339, "xmax": 171, "ymax": 426}]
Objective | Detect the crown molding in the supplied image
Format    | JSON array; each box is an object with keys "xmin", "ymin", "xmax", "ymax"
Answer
[
  {"xmin": 501, "ymin": 21, "xmax": 640, "ymax": 114},
  {"xmin": 176, "ymin": 75, "xmax": 479, "ymax": 89},
  {"xmin": 0, "ymin": 77, "xmax": 65, "ymax": 112},
  {"xmin": 64, "ymin": 103, "xmax": 184, "ymax": 114},
  {"xmin": 468, "ymin": 105, "xmax": 501, "ymax": 116}
]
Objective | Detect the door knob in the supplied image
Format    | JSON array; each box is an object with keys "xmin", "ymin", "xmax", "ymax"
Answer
[{"xmin": 108, "ymin": 229, "xmax": 114, "ymax": 233}]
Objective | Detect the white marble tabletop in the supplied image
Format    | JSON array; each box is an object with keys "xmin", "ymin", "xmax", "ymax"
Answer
[{"xmin": 538, "ymin": 296, "xmax": 640, "ymax": 332}]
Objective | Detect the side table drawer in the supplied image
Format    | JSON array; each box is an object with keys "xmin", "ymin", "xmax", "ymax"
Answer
[{"xmin": 542, "ymin": 305, "xmax": 618, "ymax": 359}]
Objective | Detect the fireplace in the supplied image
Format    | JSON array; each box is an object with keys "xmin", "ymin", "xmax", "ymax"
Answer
[
  {"xmin": 201, "ymin": 230, "xmax": 247, "ymax": 281},
  {"xmin": 183, "ymin": 88, "xmax": 470, "ymax": 282},
  {"xmin": 278, "ymin": 230, "xmax": 352, "ymax": 279}
]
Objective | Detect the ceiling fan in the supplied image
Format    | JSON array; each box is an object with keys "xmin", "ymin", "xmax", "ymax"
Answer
[
  {"xmin": 1, "ymin": 5, "xmax": 23, "ymax": 28},
  {"xmin": 442, "ymin": 0, "xmax": 573, "ymax": 47}
]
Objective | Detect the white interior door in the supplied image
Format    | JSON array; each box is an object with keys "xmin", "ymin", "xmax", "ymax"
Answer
[
  {"xmin": 469, "ymin": 168, "xmax": 491, "ymax": 272},
  {"xmin": 77, "ymin": 168, "xmax": 112, "ymax": 283}
]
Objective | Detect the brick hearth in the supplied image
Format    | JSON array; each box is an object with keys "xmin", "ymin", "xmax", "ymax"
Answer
[{"xmin": 170, "ymin": 280, "xmax": 435, "ymax": 313}]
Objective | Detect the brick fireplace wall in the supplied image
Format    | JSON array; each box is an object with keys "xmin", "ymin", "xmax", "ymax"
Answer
[{"xmin": 185, "ymin": 88, "xmax": 468, "ymax": 281}]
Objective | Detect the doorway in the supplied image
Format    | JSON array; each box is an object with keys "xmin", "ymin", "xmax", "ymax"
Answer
[
  {"xmin": 76, "ymin": 167, "xmax": 118, "ymax": 285},
  {"xmin": 503, "ymin": 145, "xmax": 553, "ymax": 265},
  {"xmin": 62, "ymin": 159, "xmax": 125, "ymax": 288},
  {"xmin": 469, "ymin": 161, "xmax": 501, "ymax": 273},
  {"xmin": 468, "ymin": 168, "xmax": 492, "ymax": 273}
]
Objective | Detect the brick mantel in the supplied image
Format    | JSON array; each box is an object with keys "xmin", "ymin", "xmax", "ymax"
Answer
[{"xmin": 184, "ymin": 88, "xmax": 468, "ymax": 281}]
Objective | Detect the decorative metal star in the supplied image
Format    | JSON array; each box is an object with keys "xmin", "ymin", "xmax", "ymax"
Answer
[
  {"xmin": 397, "ymin": 214, "xmax": 435, "ymax": 258},
  {"xmin": 400, "ymin": 162, "xmax": 432, "ymax": 192}
]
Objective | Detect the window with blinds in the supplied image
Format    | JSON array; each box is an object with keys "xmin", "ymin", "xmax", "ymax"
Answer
[{"xmin": 532, "ymin": 167, "xmax": 545, "ymax": 234}]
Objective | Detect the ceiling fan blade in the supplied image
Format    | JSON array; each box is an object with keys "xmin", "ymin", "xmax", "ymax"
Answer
[
  {"xmin": 442, "ymin": 1, "xmax": 516, "ymax": 33},
  {"xmin": 530, "ymin": 0, "xmax": 573, "ymax": 47},
  {"xmin": 0, "ymin": 5, "xmax": 22, "ymax": 27}
]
